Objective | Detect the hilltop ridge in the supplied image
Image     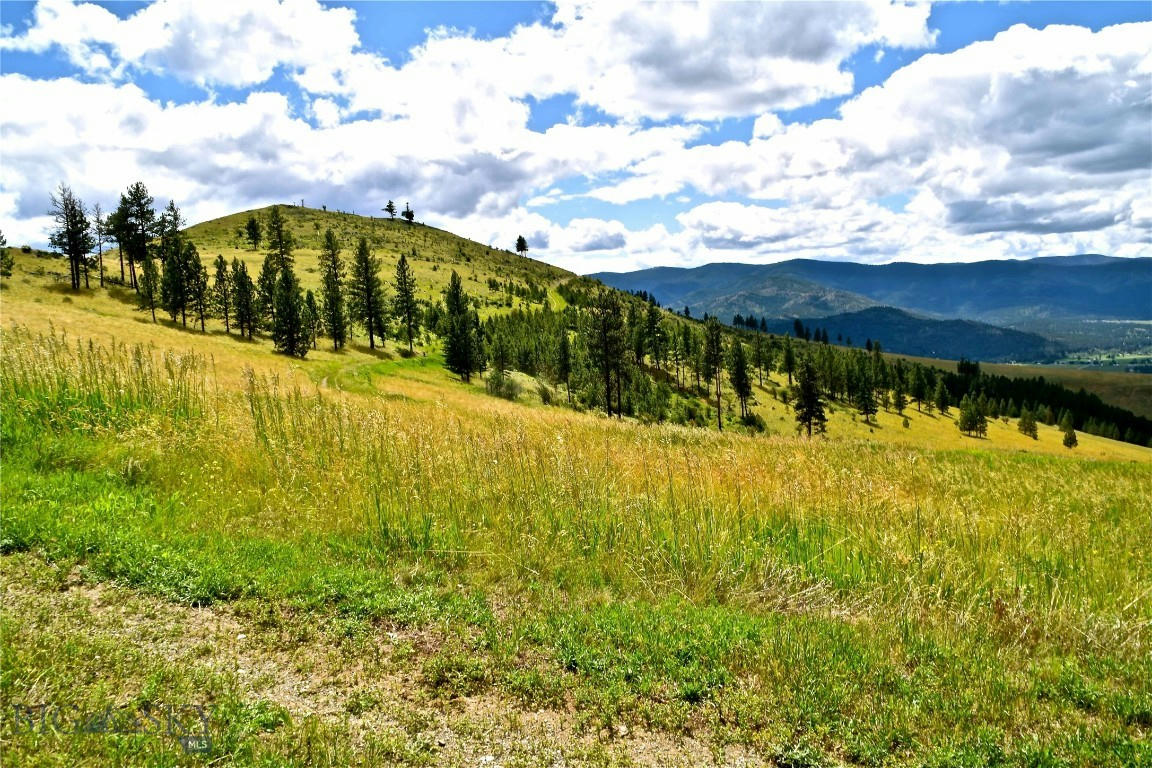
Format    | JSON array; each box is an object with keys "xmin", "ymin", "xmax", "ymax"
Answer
[{"xmin": 185, "ymin": 204, "xmax": 574, "ymax": 309}]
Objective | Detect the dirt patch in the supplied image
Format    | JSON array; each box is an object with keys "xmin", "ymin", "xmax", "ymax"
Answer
[{"xmin": 2, "ymin": 554, "xmax": 766, "ymax": 767}]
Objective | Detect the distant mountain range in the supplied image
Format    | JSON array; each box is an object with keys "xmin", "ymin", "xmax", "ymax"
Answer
[{"xmin": 593, "ymin": 255, "xmax": 1152, "ymax": 362}]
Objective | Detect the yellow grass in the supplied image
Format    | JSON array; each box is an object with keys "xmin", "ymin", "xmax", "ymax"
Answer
[{"xmin": 3, "ymin": 245, "xmax": 1149, "ymax": 465}]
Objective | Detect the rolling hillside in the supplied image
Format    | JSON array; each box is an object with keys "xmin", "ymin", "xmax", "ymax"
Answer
[
  {"xmin": 4, "ymin": 205, "xmax": 1146, "ymax": 419},
  {"xmin": 5, "ymin": 314, "xmax": 1149, "ymax": 767},
  {"xmin": 2, "ymin": 210, "xmax": 1150, "ymax": 768},
  {"xmin": 184, "ymin": 205, "xmax": 572, "ymax": 314}
]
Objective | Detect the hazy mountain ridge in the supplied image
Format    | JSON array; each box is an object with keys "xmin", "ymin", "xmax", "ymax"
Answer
[
  {"xmin": 593, "ymin": 255, "xmax": 1151, "ymax": 361},
  {"xmin": 768, "ymin": 257, "xmax": 1152, "ymax": 324},
  {"xmin": 760, "ymin": 307, "xmax": 1063, "ymax": 362},
  {"xmin": 595, "ymin": 255, "xmax": 1151, "ymax": 321}
]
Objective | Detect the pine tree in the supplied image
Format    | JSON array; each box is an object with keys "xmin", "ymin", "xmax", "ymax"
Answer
[
  {"xmin": 393, "ymin": 251, "xmax": 419, "ymax": 354},
  {"xmin": 1062, "ymin": 424, "xmax": 1078, "ymax": 448},
  {"xmin": 643, "ymin": 303, "xmax": 665, "ymax": 369},
  {"xmin": 245, "ymin": 214, "xmax": 263, "ymax": 250},
  {"xmin": 303, "ymin": 290, "xmax": 320, "ymax": 350},
  {"xmin": 256, "ymin": 255, "xmax": 279, "ymax": 327},
  {"xmin": 728, "ymin": 340, "xmax": 752, "ymax": 419},
  {"xmin": 48, "ymin": 183, "xmax": 94, "ymax": 290},
  {"xmin": 383, "ymin": 200, "xmax": 396, "ymax": 219},
  {"xmin": 781, "ymin": 336, "xmax": 796, "ymax": 386},
  {"xmin": 556, "ymin": 327, "xmax": 572, "ymax": 404},
  {"xmin": 107, "ymin": 195, "xmax": 129, "ymax": 284},
  {"xmin": 91, "ymin": 202, "xmax": 108, "ymax": 288},
  {"xmin": 910, "ymin": 367, "xmax": 926, "ymax": 411},
  {"xmin": 318, "ymin": 229, "xmax": 347, "ymax": 350},
  {"xmin": 231, "ymin": 258, "xmax": 257, "ymax": 339},
  {"xmin": 793, "ymin": 357, "xmax": 827, "ymax": 437},
  {"xmin": 469, "ymin": 310, "xmax": 486, "ymax": 378},
  {"xmin": 272, "ymin": 266, "xmax": 308, "ymax": 357},
  {"xmin": 121, "ymin": 182, "xmax": 156, "ymax": 291},
  {"xmin": 893, "ymin": 380, "xmax": 907, "ymax": 415},
  {"xmin": 265, "ymin": 205, "xmax": 294, "ymax": 271},
  {"xmin": 444, "ymin": 270, "xmax": 480, "ymax": 381},
  {"xmin": 349, "ymin": 237, "xmax": 386, "ymax": 349},
  {"xmin": 160, "ymin": 208, "xmax": 189, "ymax": 325},
  {"xmin": 586, "ymin": 290, "xmax": 627, "ymax": 416},
  {"xmin": 515, "ymin": 235, "xmax": 528, "ymax": 257},
  {"xmin": 679, "ymin": 324, "xmax": 694, "ymax": 389},
  {"xmin": 1018, "ymin": 408, "xmax": 1038, "ymax": 439},
  {"xmin": 488, "ymin": 332, "xmax": 511, "ymax": 376},
  {"xmin": 751, "ymin": 335, "xmax": 767, "ymax": 386},
  {"xmin": 629, "ymin": 308, "xmax": 646, "ymax": 367},
  {"xmin": 138, "ymin": 253, "xmax": 159, "ymax": 322},
  {"xmin": 958, "ymin": 395, "xmax": 987, "ymax": 437},
  {"xmin": 213, "ymin": 254, "xmax": 232, "ymax": 333},
  {"xmin": 704, "ymin": 317, "xmax": 724, "ymax": 430},
  {"xmin": 957, "ymin": 395, "xmax": 974, "ymax": 434},
  {"xmin": 185, "ymin": 244, "xmax": 208, "ymax": 332},
  {"xmin": 691, "ymin": 328, "xmax": 705, "ymax": 391},
  {"xmin": 0, "ymin": 230, "xmax": 12, "ymax": 278},
  {"xmin": 855, "ymin": 370, "xmax": 877, "ymax": 424},
  {"xmin": 934, "ymin": 379, "xmax": 950, "ymax": 415},
  {"xmin": 402, "ymin": 202, "xmax": 415, "ymax": 224}
]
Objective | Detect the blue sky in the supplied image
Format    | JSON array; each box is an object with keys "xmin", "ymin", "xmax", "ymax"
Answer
[{"xmin": 1, "ymin": 1, "xmax": 1149, "ymax": 271}]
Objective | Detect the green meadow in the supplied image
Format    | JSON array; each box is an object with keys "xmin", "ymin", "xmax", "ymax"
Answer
[{"xmin": 1, "ymin": 316, "xmax": 1149, "ymax": 766}]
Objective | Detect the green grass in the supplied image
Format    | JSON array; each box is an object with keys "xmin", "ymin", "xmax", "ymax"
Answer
[{"xmin": 2, "ymin": 327, "xmax": 1150, "ymax": 766}]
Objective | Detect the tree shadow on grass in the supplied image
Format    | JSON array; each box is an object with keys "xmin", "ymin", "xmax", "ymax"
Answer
[
  {"xmin": 105, "ymin": 284, "xmax": 142, "ymax": 306},
  {"xmin": 348, "ymin": 342, "xmax": 393, "ymax": 360},
  {"xmin": 44, "ymin": 281, "xmax": 85, "ymax": 295}
]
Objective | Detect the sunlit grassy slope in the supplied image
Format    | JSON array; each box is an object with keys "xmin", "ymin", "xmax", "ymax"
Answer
[
  {"xmin": 185, "ymin": 205, "xmax": 572, "ymax": 314},
  {"xmin": 4, "ymin": 236, "xmax": 1147, "ymax": 461},
  {"xmin": 1, "ymin": 229, "xmax": 1150, "ymax": 766}
]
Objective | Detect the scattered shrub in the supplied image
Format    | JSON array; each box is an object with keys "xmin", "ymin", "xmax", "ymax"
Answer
[{"xmin": 485, "ymin": 371, "xmax": 520, "ymax": 401}]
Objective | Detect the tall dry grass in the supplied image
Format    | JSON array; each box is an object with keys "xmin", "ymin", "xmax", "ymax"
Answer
[{"xmin": 5, "ymin": 326, "xmax": 1148, "ymax": 653}]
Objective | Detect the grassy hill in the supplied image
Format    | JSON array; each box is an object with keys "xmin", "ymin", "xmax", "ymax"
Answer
[
  {"xmin": 184, "ymin": 205, "xmax": 572, "ymax": 314},
  {"xmin": 2, "ymin": 218, "xmax": 1150, "ymax": 767}
]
